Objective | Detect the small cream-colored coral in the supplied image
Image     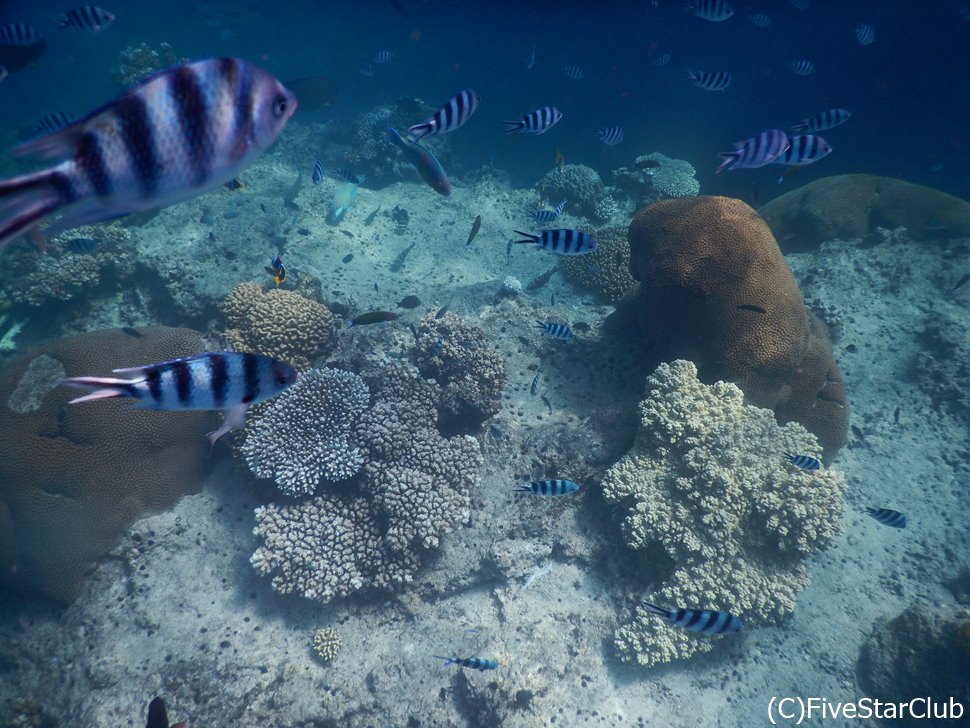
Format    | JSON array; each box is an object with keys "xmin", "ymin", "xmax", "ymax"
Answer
[
  {"xmin": 603, "ymin": 360, "xmax": 846, "ymax": 668},
  {"xmin": 312, "ymin": 627, "xmax": 342, "ymax": 663},
  {"xmin": 222, "ymin": 282, "xmax": 337, "ymax": 371}
]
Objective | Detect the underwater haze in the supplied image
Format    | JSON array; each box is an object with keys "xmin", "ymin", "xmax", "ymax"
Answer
[{"xmin": 0, "ymin": 0, "xmax": 969, "ymax": 726}]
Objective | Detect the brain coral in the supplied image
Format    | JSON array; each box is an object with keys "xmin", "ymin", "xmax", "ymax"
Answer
[
  {"xmin": 560, "ymin": 225, "xmax": 637, "ymax": 303},
  {"xmin": 626, "ymin": 195, "xmax": 848, "ymax": 459},
  {"xmin": 535, "ymin": 164, "xmax": 605, "ymax": 218},
  {"xmin": 241, "ymin": 368, "xmax": 370, "ymax": 496},
  {"xmin": 223, "ymin": 282, "xmax": 338, "ymax": 371},
  {"xmin": 758, "ymin": 174, "xmax": 970, "ymax": 252},
  {"xmin": 250, "ymin": 362, "xmax": 482, "ymax": 602},
  {"xmin": 603, "ymin": 360, "xmax": 846, "ymax": 667},
  {"xmin": 0, "ymin": 327, "xmax": 212, "ymax": 602},
  {"xmin": 415, "ymin": 312, "xmax": 506, "ymax": 431}
]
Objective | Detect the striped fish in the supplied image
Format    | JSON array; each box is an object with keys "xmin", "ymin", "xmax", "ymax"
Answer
[
  {"xmin": 596, "ymin": 126, "xmax": 624, "ymax": 145},
  {"xmin": 716, "ymin": 129, "xmax": 789, "ymax": 173},
  {"xmin": 686, "ymin": 0, "xmax": 734, "ymax": 21},
  {"xmin": 562, "ymin": 65, "xmax": 585, "ymax": 80},
  {"xmin": 0, "ymin": 66, "xmax": 7, "ymax": 84},
  {"xmin": 866, "ymin": 507, "xmax": 907, "ymax": 529},
  {"xmin": 536, "ymin": 321, "xmax": 573, "ymax": 340},
  {"xmin": 332, "ymin": 168, "xmax": 364, "ymax": 185},
  {"xmin": 771, "ymin": 134, "xmax": 831, "ymax": 166},
  {"xmin": 58, "ymin": 6, "xmax": 116, "ymax": 32},
  {"xmin": 0, "ymin": 58, "xmax": 297, "ymax": 250},
  {"xmin": 652, "ymin": 53, "xmax": 672, "ymax": 66},
  {"xmin": 356, "ymin": 61, "xmax": 375, "ymax": 77},
  {"xmin": 373, "ymin": 50, "xmax": 394, "ymax": 63},
  {"xmin": 747, "ymin": 13, "xmax": 771, "ymax": 27},
  {"xmin": 530, "ymin": 371, "xmax": 540, "ymax": 395},
  {"xmin": 534, "ymin": 199, "xmax": 567, "ymax": 223},
  {"xmin": 687, "ymin": 68, "xmax": 732, "ymax": 91},
  {"xmin": 503, "ymin": 106, "xmax": 562, "ymax": 134},
  {"xmin": 642, "ymin": 602, "xmax": 744, "ymax": 635},
  {"xmin": 783, "ymin": 452, "xmax": 821, "ymax": 471},
  {"xmin": 789, "ymin": 0, "xmax": 809, "ymax": 9},
  {"xmin": 0, "ymin": 23, "xmax": 40, "ymax": 45},
  {"xmin": 34, "ymin": 112, "xmax": 75, "ymax": 135},
  {"xmin": 855, "ymin": 23, "xmax": 875, "ymax": 46},
  {"xmin": 435, "ymin": 656, "xmax": 498, "ymax": 671},
  {"xmin": 790, "ymin": 108, "xmax": 851, "ymax": 134},
  {"xmin": 514, "ymin": 479, "xmax": 580, "ymax": 496},
  {"xmin": 512, "ymin": 228, "xmax": 596, "ymax": 255},
  {"xmin": 786, "ymin": 60, "xmax": 815, "ymax": 75},
  {"xmin": 312, "ymin": 159, "xmax": 324, "ymax": 184},
  {"xmin": 60, "ymin": 351, "xmax": 298, "ymax": 445},
  {"xmin": 407, "ymin": 88, "xmax": 480, "ymax": 142}
]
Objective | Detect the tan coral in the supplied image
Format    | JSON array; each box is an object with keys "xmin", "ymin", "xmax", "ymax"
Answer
[
  {"xmin": 560, "ymin": 225, "xmax": 637, "ymax": 303},
  {"xmin": 222, "ymin": 282, "xmax": 337, "ymax": 371},
  {"xmin": 626, "ymin": 195, "xmax": 848, "ymax": 458},
  {"xmin": 603, "ymin": 360, "xmax": 846, "ymax": 668}
]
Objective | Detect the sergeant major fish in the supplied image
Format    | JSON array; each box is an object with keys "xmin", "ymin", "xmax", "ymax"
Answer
[
  {"xmin": 866, "ymin": 507, "xmax": 907, "ymax": 529},
  {"xmin": 687, "ymin": 68, "xmax": 732, "ymax": 91},
  {"xmin": 783, "ymin": 452, "xmax": 821, "ymax": 471},
  {"xmin": 60, "ymin": 351, "xmax": 298, "ymax": 446},
  {"xmin": 771, "ymin": 134, "xmax": 831, "ymax": 167},
  {"xmin": 790, "ymin": 109, "xmax": 851, "ymax": 134},
  {"xmin": 786, "ymin": 60, "xmax": 815, "ymax": 76},
  {"xmin": 686, "ymin": 0, "xmax": 734, "ymax": 22},
  {"xmin": 596, "ymin": 126, "xmax": 624, "ymax": 145},
  {"xmin": 642, "ymin": 602, "xmax": 745, "ymax": 634},
  {"xmin": 534, "ymin": 199, "xmax": 567, "ymax": 223},
  {"xmin": 0, "ymin": 23, "xmax": 40, "ymax": 45},
  {"xmin": 716, "ymin": 129, "xmax": 789, "ymax": 173},
  {"xmin": 512, "ymin": 228, "xmax": 596, "ymax": 255},
  {"xmin": 407, "ymin": 88, "xmax": 480, "ymax": 142},
  {"xmin": 536, "ymin": 321, "xmax": 573, "ymax": 340},
  {"xmin": 385, "ymin": 127, "xmax": 452, "ymax": 196},
  {"xmin": 514, "ymin": 479, "xmax": 580, "ymax": 496},
  {"xmin": 503, "ymin": 106, "xmax": 562, "ymax": 134},
  {"xmin": 0, "ymin": 57, "xmax": 297, "ymax": 250},
  {"xmin": 57, "ymin": 6, "xmax": 115, "ymax": 32}
]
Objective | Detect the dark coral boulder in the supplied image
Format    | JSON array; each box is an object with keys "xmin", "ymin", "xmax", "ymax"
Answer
[
  {"xmin": 618, "ymin": 195, "xmax": 848, "ymax": 460},
  {"xmin": 0, "ymin": 327, "xmax": 214, "ymax": 603},
  {"xmin": 759, "ymin": 174, "xmax": 970, "ymax": 252}
]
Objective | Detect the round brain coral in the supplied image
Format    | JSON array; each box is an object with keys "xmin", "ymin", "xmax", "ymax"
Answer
[
  {"xmin": 222, "ymin": 282, "xmax": 337, "ymax": 371},
  {"xmin": 535, "ymin": 164, "xmax": 605, "ymax": 218},
  {"xmin": 626, "ymin": 195, "xmax": 848, "ymax": 459},
  {"xmin": 602, "ymin": 360, "xmax": 846, "ymax": 668}
]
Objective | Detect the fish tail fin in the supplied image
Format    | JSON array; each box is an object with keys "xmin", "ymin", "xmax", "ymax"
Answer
[
  {"xmin": 864, "ymin": 507, "xmax": 877, "ymax": 516},
  {"xmin": 433, "ymin": 655, "xmax": 454, "ymax": 665},
  {"xmin": 512, "ymin": 485, "xmax": 531, "ymax": 492},
  {"xmin": 641, "ymin": 601, "xmax": 669, "ymax": 618},
  {"xmin": 60, "ymin": 376, "xmax": 139, "ymax": 404},
  {"xmin": 406, "ymin": 123, "xmax": 431, "ymax": 142},
  {"xmin": 535, "ymin": 320, "xmax": 546, "ymax": 329},
  {"xmin": 789, "ymin": 122, "xmax": 807, "ymax": 134},
  {"xmin": 714, "ymin": 152, "xmax": 739, "ymax": 174},
  {"xmin": 782, "ymin": 452, "xmax": 794, "ymax": 461},
  {"xmin": 0, "ymin": 170, "xmax": 66, "ymax": 250},
  {"xmin": 502, "ymin": 120, "xmax": 525, "ymax": 134},
  {"xmin": 512, "ymin": 230, "xmax": 538, "ymax": 244},
  {"xmin": 685, "ymin": 67, "xmax": 698, "ymax": 82}
]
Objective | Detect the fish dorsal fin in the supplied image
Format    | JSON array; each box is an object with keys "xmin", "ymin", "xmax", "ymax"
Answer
[{"xmin": 13, "ymin": 121, "xmax": 85, "ymax": 161}]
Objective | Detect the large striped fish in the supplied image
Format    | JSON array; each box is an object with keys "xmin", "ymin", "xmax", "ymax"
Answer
[
  {"xmin": 407, "ymin": 88, "xmax": 480, "ymax": 142},
  {"xmin": 503, "ymin": 106, "xmax": 562, "ymax": 134},
  {"xmin": 642, "ymin": 602, "xmax": 744, "ymax": 635},
  {"xmin": 0, "ymin": 57, "xmax": 297, "ymax": 251},
  {"xmin": 511, "ymin": 228, "xmax": 596, "ymax": 255},
  {"xmin": 716, "ymin": 129, "xmax": 789, "ymax": 173},
  {"xmin": 790, "ymin": 108, "xmax": 851, "ymax": 134},
  {"xmin": 60, "ymin": 351, "xmax": 298, "ymax": 445}
]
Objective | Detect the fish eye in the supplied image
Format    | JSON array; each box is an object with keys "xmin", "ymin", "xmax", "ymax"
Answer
[{"xmin": 272, "ymin": 95, "xmax": 288, "ymax": 118}]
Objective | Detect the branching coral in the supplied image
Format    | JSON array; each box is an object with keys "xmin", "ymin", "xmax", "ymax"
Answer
[
  {"xmin": 241, "ymin": 368, "xmax": 370, "ymax": 496},
  {"xmin": 602, "ymin": 360, "xmax": 846, "ymax": 667},
  {"xmin": 249, "ymin": 362, "xmax": 483, "ymax": 602},
  {"xmin": 560, "ymin": 225, "xmax": 637, "ymax": 303},
  {"xmin": 414, "ymin": 312, "xmax": 506, "ymax": 430},
  {"xmin": 222, "ymin": 282, "xmax": 338, "ymax": 371},
  {"xmin": 612, "ymin": 152, "xmax": 700, "ymax": 206}
]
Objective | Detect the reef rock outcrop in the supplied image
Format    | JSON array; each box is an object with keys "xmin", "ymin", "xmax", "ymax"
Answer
[
  {"xmin": 560, "ymin": 225, "xmax": 637, "ymax": 303},
  {"xmin": 603, "ymin": 360, "xmax": 846, "ymax": 668},
  {"xmin": 0, "ymin": 327, "xmax": 212, "ymax": 602},
  {"xmin": 759, "ymin": 174, "xmax": 970, "ymax": 252},
  {"xmin": 624, "ymin": 195, "xmax": 848, "ymax": 459}
]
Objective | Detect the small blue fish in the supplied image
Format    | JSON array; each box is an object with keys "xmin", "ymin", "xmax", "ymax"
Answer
[
  {"xmin": 561, "ymin": 65, "xmax": 585, "ymax": 80},
  {"xmin": 783, "ymin": 452, "xmax": 821, "ymax": 471},
  {"xmin": 687, "ymin": 68, "xmax": 732, "ymax": 91},
  {"xmin": 333, "ymin": 168, "xmax": 365, "ymax": 185},
  {"xmin": 652, "ymin": 53, "xmax": 672, "ymax": 66},
  {"xmin": 855, "ymin": 22, "xmax": 875, "ymax": 46},
  {"xmin": 642, "ymin": 602, "xmax": 744, "ymax": 634},
  {"xmin": 534, "ymin": 200, "xmax": 567, "ymax": 223},
  {"xmin": 686, "ymin": 0, "xmax": 734, "ymax": 22},
  {"xmin": 866, "ymin": 507, "xmax": 907, "ymax": 529},
  {"xmin": 596, "ymin": 126, "xmax": 624, "ymax": 145},
  {"xmin": 514, "ymin": 479, "xmax": 579, "ymax": 496},
  {"xmin": 64, "ymin": 237, "xmax": 97, "ymax": 254},
  {"xmin": 330, "ymin": 182, "xmax": 359, "ymax": 222},
  {"xmin": 312, "ymin": 160, "xmax": 324, "ymax": 184},
  {"xmin": 506, "ymin": 239, "xmax": 514, "ymax": 262},
  {"xmin": 357, "ymin": 61, "xmax": 375, "ymax": 77},
  {"xmin": 435, "ymin": 656, "xmax": 498, "ymax": 671},
  {"xmin": 786, "ymin": 60, "xmax": 815, "ymax": 76},
  {"xmin": 513, "ymin": 229, "xmax": 596, "ymax": 256},
  {"xmin": 60, "ymin": 351, "xmax": 298, "ymax": 446},
  {"xmin": 503, "ymin": 107, "xmax": 562, "ymax": 135},
  {"xmin": 536, "ymin": 321, "xmax": 573, "ymax": 340},
  {"xmin": 747, "ymin": 13, "xmax": 771, "ymax": 27},
  {"xmin": 373, "ymin": 49, "xmax": 395, "ymax": 63}
]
